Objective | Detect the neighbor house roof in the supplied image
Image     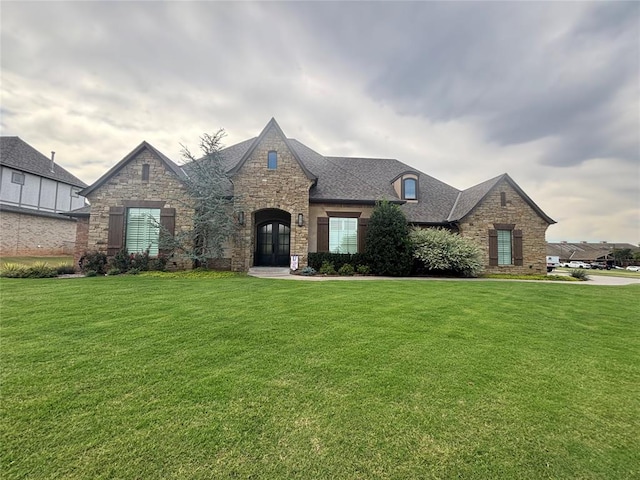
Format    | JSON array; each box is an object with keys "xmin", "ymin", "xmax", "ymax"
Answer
[
  {"xmin": 547, "ymin": 241, "xmax": 639, "ymax": 260},
  {"xmin": 0, "ymin": 203, "xmax": 78, "ymax": 221},
  {"xmin": 0, "ymin": 136, "xmax": 87, "ymax": 187}
]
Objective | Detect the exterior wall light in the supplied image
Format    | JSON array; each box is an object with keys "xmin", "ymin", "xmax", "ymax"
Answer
[
  {"xmin": 238, "ymin": 211, "xmax": 245, "ymax": 225},
  {"xmin": 297, "ymin": 213, "xmax": 304, "ymax": 227}
]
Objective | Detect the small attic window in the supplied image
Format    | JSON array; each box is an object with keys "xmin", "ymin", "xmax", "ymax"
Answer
[
  {"xmin": 500, "ymin": 192, "xmax": 506, "ymax": 206},
  {"xmin": 267, "ymin": 151, "xmax": 277, "ymax": 170},
  {"xmin": 142, "ymin": 164, "xmax": 150, "ymax": 181},
  {"xmin": 403, "ymin": 178, "xmax": 417, "ymax": 200}
]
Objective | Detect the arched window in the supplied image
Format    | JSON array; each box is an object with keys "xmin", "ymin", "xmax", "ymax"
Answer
[{"xmin": 403, "ymin": 178, "xmax": 417, "ymax": 200}]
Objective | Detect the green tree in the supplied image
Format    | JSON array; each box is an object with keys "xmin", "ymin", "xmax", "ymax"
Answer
[
  {"xmin": 364, "ymin": 200, "xmax": 412, "ymax": 276},
  {"xmin": 162, "ymin": 130, "xmax": 240, "ymax": 267},
  {"xmin": 612, "ymin": 248, "xmax": 633, "ymax": 266}
]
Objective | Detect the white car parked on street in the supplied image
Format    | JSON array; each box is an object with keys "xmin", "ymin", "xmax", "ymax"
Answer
[
  {"xmin": 626, "ymin": 265, "xmax": 640, "ymax": 272},
  {"xmin": 567, "ymin": 261, "xmax": 591, "ymax": 269}
]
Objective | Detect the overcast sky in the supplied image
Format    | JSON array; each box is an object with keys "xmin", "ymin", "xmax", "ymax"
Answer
[{"xmin": 1, "ymin": 1, "xmax": 638, "ymax": 244}]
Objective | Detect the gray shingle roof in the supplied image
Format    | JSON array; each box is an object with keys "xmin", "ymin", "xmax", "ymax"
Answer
[
  {"xmin": 76, "ymin": 119, "xmax": 554, "ymax": 226},
  {"xmin": 0, "ymin": 136, "xmax": 87, "ymax": 187},
  {"xmin": 0, "ymin": 203, "xmax": 78, "ymax": 221}
]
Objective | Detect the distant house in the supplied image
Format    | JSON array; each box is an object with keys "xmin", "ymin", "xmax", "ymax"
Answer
[
  {"xmin": 76, "ymin": 118, "xmax": 555, "ymax": 274},
  {"xmin": 547, "ymin": 241, "xmax": 639, "ymax": 264},
  {"xmin": 0, "ymin": 137, "xmax": 87, "ymax": 256}
]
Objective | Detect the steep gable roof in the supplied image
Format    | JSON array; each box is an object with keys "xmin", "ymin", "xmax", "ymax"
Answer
[
  {"xmin": 448, "ymin": 173, "xmax": 556, "ymax": 224},
  {"xmin": 0, "ymin": 136, "xmax": 87, "ymax": 187},
  {"xmin": 80, "ymin": 141, "xmax": 186, "ymax": 196},
  {"xmin": 226, "ymin": 118, "xmax": 317, "ymax": 182}
]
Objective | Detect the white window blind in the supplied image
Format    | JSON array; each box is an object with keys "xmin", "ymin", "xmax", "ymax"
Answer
[
  {"xmin": 126, "ymin": 208, "xmax": 161, "ymax": 256},
  {"xmin": 329, "ymin": 217, "xmax": 358, "ymax": 254}
]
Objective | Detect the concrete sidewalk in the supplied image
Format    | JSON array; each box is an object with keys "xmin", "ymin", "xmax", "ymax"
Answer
[{"xmin": 247, "ymin": 267, "xmax": 640, "ymax": 286}]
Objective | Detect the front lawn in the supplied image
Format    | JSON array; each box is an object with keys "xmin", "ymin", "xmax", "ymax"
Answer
[{"xmin": 1, "ymin": 276, "xmax": 638, "ymax": 479}]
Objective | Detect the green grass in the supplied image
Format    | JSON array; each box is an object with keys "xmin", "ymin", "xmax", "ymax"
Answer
[{"xmin": 2, "ymin": 276, "xmax": 638, "ymax": 479}]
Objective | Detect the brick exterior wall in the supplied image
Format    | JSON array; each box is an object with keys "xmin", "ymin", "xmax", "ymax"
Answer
[
  {"xmin": 231, "ymin": 125, "xmax": 314, "ymax": 271},
  {"xmin": 84, "ymin": 148, "xmax": 194, "ymax": 270},
  {"xmin": 457, "ymin": 179, "xmax": 551, "ymax": 274},
  {"xmin": 0, "ymin": 210, "xmax": 76, "ymax": 256},
  {"xmin": 72, "ymin": 217, "xmax": 89, "ymax": 270}
]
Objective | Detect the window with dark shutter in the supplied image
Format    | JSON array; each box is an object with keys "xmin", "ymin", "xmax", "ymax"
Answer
[
  {"xmin": 513, "ymin": 230, "xmax": 523, "ymax": 266},
  {"xmin": 317, "ymin": 217, "xmax": 329, "ymax": 252},
  {"xmin": 488, "ymin": 229, "xmax": 498, "ymax": 266},
  {"xmin": 107, "ymin": 207, "xmax": 125, "ymax": 256},
  {"xmin": 159, "ymin": 208, "xmax": 176, "ymax": 255},
  {"xmin": 358, "ymin": 218, "xmax": 368, "ymax": 253}
]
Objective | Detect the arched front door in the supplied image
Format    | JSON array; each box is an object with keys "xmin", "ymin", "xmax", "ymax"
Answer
[{"xmin": 256, "ymin": 221, "xmax": 290, "ymax": 266}]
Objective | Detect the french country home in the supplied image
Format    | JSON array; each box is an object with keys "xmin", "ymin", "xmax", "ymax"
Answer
[{"xmin": 70, "ymin": 118, "xmax": 555, "ymax": 274}]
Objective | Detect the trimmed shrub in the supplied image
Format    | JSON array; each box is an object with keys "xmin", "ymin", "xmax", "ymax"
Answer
[
  {"xmin": 308, "ymin": 252, "xmax": 369, "ymax": 272},
  {"xmin": 338, "ymin": 264, "xmax": 355, "ymax": 276},
  {"xmin": 55, "ymin": 263, "xmax": 76, "ymax": 275},
  {"xmin": 80, "ymin": 251, "xmax": 108, "ymax": 275},
  {"xmin": 364, "ymin": 200, "xmax": 412, "ymax": 276},
  {"xmin": 356, "ymin": 264, "xmax": 371, "ymax": 275},
  {"xmin": 149, "ymin": 254, "xmax": 169, "ymax": 272},
  {"xmin": 410, "ymin": 227, "xmax": 483, "ymax": 277},
  {"xmin": 84, "ymin": 270, "xmax": 98, "ymax": 277},
  {"xmin": 300, "ymin": 266, "xmax": 316, "ymax": 276},
  {"xmin": 128, "ymin": 268, "xmax": 141, "ymax": 275},
  {"xmin": 319, "ymin": 261, "xmax": 337, "ymax": 275},
  {"xmin": 107, "ymin": 268, "xmax": 122, "ymax": 276}
]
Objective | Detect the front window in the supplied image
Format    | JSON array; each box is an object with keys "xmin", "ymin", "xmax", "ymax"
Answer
[
  {"xmin": 497, "ymin": 230, "xmax": 512, "ymax": 265},
  {"xmin": 403, "ymin": 178, "xmax": 417, "ymax": 200},
  {"xmin": 329, "ymin": 217, "xmax": 357, "ymax": 253},
  {"xmin": 126, "ymin": 208, "xmax": 160, "ymax": 256}
]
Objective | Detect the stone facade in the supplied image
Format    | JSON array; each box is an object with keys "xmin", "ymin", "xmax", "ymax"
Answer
[
  {"xmin": 0, "ymin": 210, "xmax": 76, "ymax": 256},
  {"xmin": 230, "ymin": 125, "xmax": 314, "ymax": 271},
  {"xmin": 84, "ymin": 147, "xmax": 194, "ymax": 270},
  {"xmin": 457, "ymin": 179, "xmax": 551, "ymax": 274}
]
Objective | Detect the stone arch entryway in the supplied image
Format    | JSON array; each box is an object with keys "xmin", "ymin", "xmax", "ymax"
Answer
[{"xmin": 254, "ymin": 209, "xmax": 291, "ymax": 267}]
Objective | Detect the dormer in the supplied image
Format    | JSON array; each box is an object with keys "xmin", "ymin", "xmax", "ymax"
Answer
[{"xmin": 392, "ymin": 172, "xmax": 419, "ymax": 201}]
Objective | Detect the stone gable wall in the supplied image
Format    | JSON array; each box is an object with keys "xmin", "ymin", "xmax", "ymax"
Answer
[
  {"xmin": 231, "ymin": 127, "xmax": 313, "ymax": 271},
  {"xmin": 458, "ymin": 179, "xmax": 551, "ymax": 274},
  {"xmin": 0, "ymin": 210, "xmax": 76, "ymax": 256},
  {"xmin": 85, "ymin": 149, "xmax": 193, "ymax": 270}
]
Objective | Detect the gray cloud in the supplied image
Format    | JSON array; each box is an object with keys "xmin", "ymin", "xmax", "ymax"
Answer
[{"xmin": 1, "ymin": 1, "xmax": 638, "ymax": 243}]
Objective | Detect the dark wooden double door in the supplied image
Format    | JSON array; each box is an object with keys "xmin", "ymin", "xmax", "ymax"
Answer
[{"xmin": 256, "ymin": 221, "xmax": 290, "ymax": 267}]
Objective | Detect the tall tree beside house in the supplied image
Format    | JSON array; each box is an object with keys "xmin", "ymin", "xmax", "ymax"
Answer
[
  {"xmin": 163, "ymin": 130, "xmax": 238, "ymax": 267},
  {"xmin": 364, "ymin": 200, "xmax": 413, "ymax": 277}
]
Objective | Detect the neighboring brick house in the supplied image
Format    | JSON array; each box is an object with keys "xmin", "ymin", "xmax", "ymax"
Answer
[
  {"xmin": 75, "ymin": 118, "xmax": 555, "ymax": 274},
  {"xmin": 0, "ymin": 137, "xmax": 87, "ymax": 256}
]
